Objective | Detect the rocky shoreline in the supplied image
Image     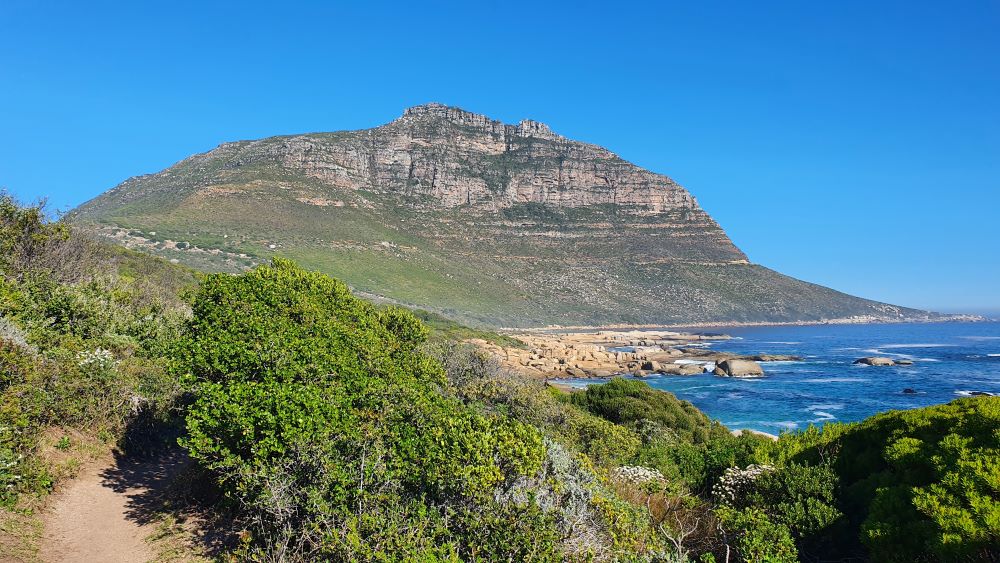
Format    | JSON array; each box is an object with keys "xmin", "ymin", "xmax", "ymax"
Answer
[{"xmin": 469, "ymin": 329, "xmax": 796, "ymax": 380}]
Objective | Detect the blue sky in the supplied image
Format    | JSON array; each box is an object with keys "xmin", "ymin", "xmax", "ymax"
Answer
[{"xmin": 1, "ymin": 1, "xmax": 997, "ymax": 314}]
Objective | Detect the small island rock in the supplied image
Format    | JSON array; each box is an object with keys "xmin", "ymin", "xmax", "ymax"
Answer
[
  {"xmin": 662, "ymin": 363, "xmax": 706, "ymax": 376},
  {"xmin": 748, "ymin": 354, "xmax": 803, "ymax": 362},
  {"xmin": 854, "ymin": 357, "xmax": 896, "ymax": 366},
  {"xmin": 714, "ymin": 359, "xmax": 764, "ymax": 377}
]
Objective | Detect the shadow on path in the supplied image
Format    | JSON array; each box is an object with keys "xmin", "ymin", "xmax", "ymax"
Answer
[{"xmin": 99, "ymin": 447, "xmax": 233, "ymax": 558}]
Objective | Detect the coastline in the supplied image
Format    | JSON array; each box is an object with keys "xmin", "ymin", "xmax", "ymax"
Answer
[{"xmin": 506, "ymin": 315, "xmax": 989, "ymax": 333}]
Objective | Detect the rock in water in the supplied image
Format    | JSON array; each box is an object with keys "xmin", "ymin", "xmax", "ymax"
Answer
[
  {"xmin": 894, "ymin": 359, "xmax": 914, "ymax": 366},
  {"xmin": 854, "ymin": 357, "xmax": 896, "ymax": 366},
  {"xmin": 714, "ymin": 359, "xmax": 764, "ymax": 377},
  {"xmin": 748, "ymin": 354, "xmax": 803, "ymax": 362},
  {"xmin": 661, "ymin": 363, "xmax": 705, "ymax": 376}
]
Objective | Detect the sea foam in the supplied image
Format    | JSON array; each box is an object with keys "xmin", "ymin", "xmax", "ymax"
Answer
[{"xmin": 806, "ymin": 403, "xmax": 845, "ymax": 411}]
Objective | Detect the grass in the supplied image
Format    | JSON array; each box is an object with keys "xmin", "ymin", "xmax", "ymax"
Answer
[
  {"xmin": 411, "ymin": 309, "xmax": 527, "ymax": 348},
  {"xmin": 147, "ymin": 514, "xmax": 217, "ymax": 563},
  {"xmin": 0, "ymin": 503, "xmax": 43, "ymax": 563}
]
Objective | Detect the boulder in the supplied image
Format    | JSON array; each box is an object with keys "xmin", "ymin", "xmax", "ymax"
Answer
[
  {"xmin": 748, "ymin": 354, "xmax": 803, "ymax": 362},
  {"xmin": 902, "ymin": 388, "xmax": 918, "ymax": 394},
  {"xmin": 969, "ymin": 391, "xmax": 996, "ymax": 397},
  {"xmin": 714, "ymin": 359, "xmax": 764, "ymax": 377},
  {"xmin": 854, "ymin": 357, "xmax": 895, "ymax": 366},
  {"xmin": 894, "ymin": 359, "xmax": 914, "ymax": 366},
  {"xmin": 640, "ymin": 360, "xmax": 661, "ymax": 371},
  {"xmin": 661, "ymin": 363, "xmax": 705, "ymax": 376}
]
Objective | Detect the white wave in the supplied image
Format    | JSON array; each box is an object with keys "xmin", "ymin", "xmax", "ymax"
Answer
[
  {"xmin": 880, "ymin": 343, "xmax": 956, "ymax": 349},
  {"xmin": 673, "ymin": 359, "xmax": 708, "ymax": 365},
  {"xmin": 802, "ymin": 377, "xmax": 869, "ymax": 383},
  {"xmin": 989, "ymin": 354, "xmax": 1000, "ymax": 357},
  {"xmin": 761, "ymin": 341, "xmax": 802, "ymax": 345},
  {"xmin": 811, "ymin": 411, "xmax": 837, "ymax": 421},
  {"xmin": 766, "ymin": 421, "xmax": 799, "ymax": 430},
  {"xmin": 960, "ymin": 336, "xmax": 1000, "ymax": 341},
  {"xmin": 806, "ymin": 403, "xmax": 845, "ymax": 411},
  {"xmin": 955, "ymin": 390, "xmax": 996, "ymax": 397},
  {"xmin": 916, "ymin": 358, "xmax": 941, "ymax": 362},
  {"xmin": 860, "ymin": 349, "xmax": 918, "ymax": 359}
]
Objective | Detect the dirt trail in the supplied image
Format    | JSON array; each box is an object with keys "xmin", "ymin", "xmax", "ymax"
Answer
[{"xmin": 39, "ymin": 449, "xmax": 189, "ymax": 563}]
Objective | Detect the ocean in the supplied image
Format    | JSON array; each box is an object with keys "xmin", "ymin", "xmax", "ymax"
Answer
[{"xmin": 553, "ymin": 321, "xmax": 1000, "ymax": 435}]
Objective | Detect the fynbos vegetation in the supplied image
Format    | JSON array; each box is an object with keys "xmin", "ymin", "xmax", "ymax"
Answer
[{"xmin": 1, "ymin": 195, "xmax": 996, "ymax": 561}]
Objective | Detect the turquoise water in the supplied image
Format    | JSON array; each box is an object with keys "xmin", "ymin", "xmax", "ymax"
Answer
[{"xmin": 553, "ymin": 322, "xmax": 1000, "ymax": 434}]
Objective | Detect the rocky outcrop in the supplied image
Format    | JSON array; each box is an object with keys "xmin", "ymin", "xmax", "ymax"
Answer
[
  {"xmin": 660, "ymin": 363, "xmax": 706, "ymax": 376},
  {"xmin": 714, "ymin": 359, "xmax": 765, "ymax": 377},
  {"xmin": 854, "ymin": 357, "xmax": 896, "ymax": 366},
  {"xmin": 748, "ymin": 354, "xmax": 803, "ymax": 362},
  {"xmin": 470, "ymin": 330, "xmax": 728, "ymax": 378}
]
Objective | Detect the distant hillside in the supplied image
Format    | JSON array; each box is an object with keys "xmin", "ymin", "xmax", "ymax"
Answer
[{"xmin": 71, "ymin": 104, "xmax": 943, "ymax": 327}]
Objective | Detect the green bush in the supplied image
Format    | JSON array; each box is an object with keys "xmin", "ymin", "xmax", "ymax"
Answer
[
  {"xmin": 0, "ymin": 195, "xmax": 191, "ymax": 503},
  {"xmin": 432, "ymin": 343, "xmax": 641, "ymax": 466},
  {"xmin": 770, "ymin": 396, "xmax": 1000, "ymax": 561},
  {"xmin": 569, "ymin": 378, "xmax": 729, "ymax": 445},
  {"xmin": 715, "ymin": 506, "xmax": 798, "ymax": 563},
  {"xmin": 716, "ymin": 462, "xmax": 842, "ymax": 558},
  {"xmin": 180, "ymin": 260, "xmax": 559, "ymax": 560}
]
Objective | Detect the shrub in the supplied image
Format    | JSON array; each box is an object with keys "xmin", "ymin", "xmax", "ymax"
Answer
[
  {"xmin": 714, "ymin": 462, "xmax": 842, "ymax": 558},
  {"xmin": 180, "ymin": 260, "xmax": 559, "ymax": 560},
  {"xmin": 432, "ymin": 343, "xmax": 641, "ymax": 466},
  {"xmin": 0, "ymin": 196, "xmax": 191, "ymax": 504},
  {"xmin": 772, "ymin": 396, "xmax": 1000, "ymax": 561},
  {"xmin": 569, "ymin": 378, "xmax": 728, "ymax": 445},
  {"xmin": 715, "ymin": 506, "xmax": 798, "ymax": 563}
]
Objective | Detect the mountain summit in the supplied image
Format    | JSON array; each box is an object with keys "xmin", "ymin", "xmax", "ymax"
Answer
[{"xmin": 72, "ymin": 104, "xmax": 936, "ymax": 326}]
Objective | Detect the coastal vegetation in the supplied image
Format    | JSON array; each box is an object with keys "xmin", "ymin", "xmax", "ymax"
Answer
[{"xmin": 1, "ymin": 194, "xmax": 997, "ymax": 561}]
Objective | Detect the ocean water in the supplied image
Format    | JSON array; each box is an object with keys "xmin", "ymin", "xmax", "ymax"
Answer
[{"xmin": 554, "ymin": 322, "xmax": 1000, "ymax": 434}]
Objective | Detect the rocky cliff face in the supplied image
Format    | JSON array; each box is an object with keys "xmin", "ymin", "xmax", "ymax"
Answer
[{"xmin": 71, "ymin": 104, "xmax": 937, "ymax": 327}]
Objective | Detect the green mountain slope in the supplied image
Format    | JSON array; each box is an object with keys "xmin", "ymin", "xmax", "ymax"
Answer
[{"xmin": 71, "ymin": 104, "xmax": 940, "ymax": 327}]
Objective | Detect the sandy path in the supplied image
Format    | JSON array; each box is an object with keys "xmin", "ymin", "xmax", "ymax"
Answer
[{"xmin": 39, "ymin": 449, "xmax": 188, "ymax": 563}]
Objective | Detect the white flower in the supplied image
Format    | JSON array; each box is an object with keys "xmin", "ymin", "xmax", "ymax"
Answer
[
  {"xmin": 77, "ymin": 347, "xmax": 117, "ymax": 370},
  {"xmin": 611, "ymin": 465, "xmax": 666, "ymax": 485},
  {"xmin": 713, "ymin": 464, "xmax": 774, "ymax": 505}
]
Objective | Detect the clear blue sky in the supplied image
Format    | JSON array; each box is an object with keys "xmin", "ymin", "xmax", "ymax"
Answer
[{"xmin": 1, "ymin": 1, "xmax": 997, "ymax": 314}]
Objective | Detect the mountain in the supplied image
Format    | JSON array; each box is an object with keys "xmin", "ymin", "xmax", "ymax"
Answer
[{"xmin": 71, "ymin": 103, "xmax": 941, "ymax": 327}]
